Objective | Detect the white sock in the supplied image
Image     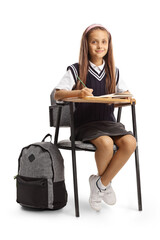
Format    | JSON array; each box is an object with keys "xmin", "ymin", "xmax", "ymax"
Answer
[{"xmin": 97, "ymin": 178, "xmax": 107, "ymax": 191}]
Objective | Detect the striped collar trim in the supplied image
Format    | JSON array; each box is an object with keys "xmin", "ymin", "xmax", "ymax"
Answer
[
  {"xmin": 88, "ymin": 66, "xmax": 106, "ymax": 81},
  {"xmin": 69, "ymin": 63, "xmax": 106, "ymax": 82}
]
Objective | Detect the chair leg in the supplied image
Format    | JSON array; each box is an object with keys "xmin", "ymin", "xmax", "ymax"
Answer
[
  {"xmin": 70, "ymin": 103, "xmax": 80, "ymax": 217},
  {"xmin": 117, "ymin": 107, "xmax": 122, "ymax": 122},
  {"xmin": 131, "ymin": 103, "xmax": 142, "ymax": 211},
  {"xmin": 54, "ymin": 106, "xmax": 62, "ymax": 144},
  {"xmin": 134, "ymin": 145, "xmax": 142, "ymax": 211},
  {"xmin": 71, "ymin": 148, "xmax": 80, "ymax": 217}
]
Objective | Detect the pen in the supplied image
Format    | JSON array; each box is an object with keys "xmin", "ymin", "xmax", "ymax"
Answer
[{"xmin": 77, "ymin": 76, "xmax": 87, "ymax": 88}]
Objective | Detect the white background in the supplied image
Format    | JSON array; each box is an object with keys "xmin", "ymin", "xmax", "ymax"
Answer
[{"xmin": 0, "ymin": 0, "xmax": 160, "ymax": 239}]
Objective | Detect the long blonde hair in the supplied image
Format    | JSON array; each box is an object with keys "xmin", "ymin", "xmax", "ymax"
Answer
[{"xmin": 77, "ymin": 26, "xmax": 116, "ymax": 93}]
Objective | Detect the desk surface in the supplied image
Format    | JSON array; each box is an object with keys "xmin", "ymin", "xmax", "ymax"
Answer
[{"xmin": 63, "ymin": 96, "xmax": 136, "ymax": 106}]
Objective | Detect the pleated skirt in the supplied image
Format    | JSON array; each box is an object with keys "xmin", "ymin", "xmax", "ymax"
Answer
[{"xmin": 75, "ymin": 120, "xmax": 133, "ymax": 142}]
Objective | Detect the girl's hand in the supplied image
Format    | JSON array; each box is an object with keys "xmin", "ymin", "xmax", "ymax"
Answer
[
  {"xmin": 120, "ymin": 91, "xmax": 132, "ymax": 99},
  {"xmin": 121, "ymin": 91, "xmax": 133, "ymax": 103},
  {"xmin": 79, "ymin": 88, "xmax": 93, "ymax": 98}
]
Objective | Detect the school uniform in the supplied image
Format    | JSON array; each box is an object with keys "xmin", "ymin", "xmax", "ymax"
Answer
[{"xmin": 55, "ymin": 61, "xmax": 132, "ymax": 142}]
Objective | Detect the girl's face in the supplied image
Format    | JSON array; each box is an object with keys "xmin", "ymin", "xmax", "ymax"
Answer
[{"xmin": 88, "ymin": 29, "xmax": 109, "ymax": 65}]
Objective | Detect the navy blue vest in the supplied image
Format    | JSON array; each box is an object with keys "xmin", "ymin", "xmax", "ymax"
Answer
[{"xmin": 67, "ymin": 63, "xmax": 117, "ymax": 128}]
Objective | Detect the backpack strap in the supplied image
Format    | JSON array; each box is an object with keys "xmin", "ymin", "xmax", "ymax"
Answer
[{"xmin": 42, "ymin": 134, "xmax": 52, "ymax": 142}]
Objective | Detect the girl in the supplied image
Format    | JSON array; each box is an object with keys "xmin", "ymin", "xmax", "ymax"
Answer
[{"xmin": 54, "ymin": 24, "xmax": 136, "ymax": 211}]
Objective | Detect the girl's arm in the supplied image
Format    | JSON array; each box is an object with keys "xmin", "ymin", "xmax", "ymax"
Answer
[{"xmin": 54, "ymin": 88, "xmax": 93, "ymax": 101}]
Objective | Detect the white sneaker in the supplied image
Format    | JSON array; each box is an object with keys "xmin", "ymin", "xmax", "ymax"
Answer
[
  {"xmin": 89, "ymin": 175, "xmax": 104, "ymax": 211},
  {"xmin": 102, "ymin": 183, "xmax": 116, "ymax": 205}
]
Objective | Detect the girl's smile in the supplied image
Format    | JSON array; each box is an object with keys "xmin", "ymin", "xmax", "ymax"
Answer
[{"xmin": 95, "ymin": 50, "xmax": 105, "ymax": 53}]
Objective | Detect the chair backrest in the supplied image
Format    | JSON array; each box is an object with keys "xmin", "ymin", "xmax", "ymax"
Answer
[{"xmin": 50, "ymin": 89, "xmax": 73, "ymax": 127}]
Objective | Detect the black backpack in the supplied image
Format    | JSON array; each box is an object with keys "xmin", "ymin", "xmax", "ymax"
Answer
[{"xmin": 15, "ymin": 134, "xmax": 68, "ymax": 210}]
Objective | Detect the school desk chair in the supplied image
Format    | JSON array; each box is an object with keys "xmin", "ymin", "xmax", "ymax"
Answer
[{"xmin": 49, "ymin": 89, "xmax": 142, "ymax": 217}]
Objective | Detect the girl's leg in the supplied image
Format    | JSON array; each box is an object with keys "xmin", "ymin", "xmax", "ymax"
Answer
[
  {"xmin": 90, "ymin": 136, "xmax": 114, "ymax": 176},
  {"xmin": 89, "ymin": 134, "xmax": 136, "ymax": 210},
  {"xmin": 89, "ymin": 135, "xmax": 115, "ymax": 210},
  {"xmin": 100, "ymin": 134, "xmax": 137, "ymax": 186}
]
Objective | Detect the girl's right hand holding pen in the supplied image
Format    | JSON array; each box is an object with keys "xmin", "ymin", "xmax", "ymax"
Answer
[{"xmin": 79, "ymin": 87, "xmax": 93, "ymax": 98}]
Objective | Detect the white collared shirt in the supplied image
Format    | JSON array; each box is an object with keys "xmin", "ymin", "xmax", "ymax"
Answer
[
  {"xmin": 89, "ymin": 60, "xmax": 105, "ymax": 74},
  {"xmin": 55, "ymin": 61, "xmax": 128, "ymax": 93}
]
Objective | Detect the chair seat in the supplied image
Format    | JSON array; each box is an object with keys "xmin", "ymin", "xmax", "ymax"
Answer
[{"xmin": 57, "ymin": 139, "xmax": 118, "ymax": 151}]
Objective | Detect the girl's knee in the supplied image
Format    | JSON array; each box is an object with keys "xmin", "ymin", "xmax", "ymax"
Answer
[
  {"xmin": 118, "ymin": 135, "xmax": 136, "ymax": 153},
  {"xmin": 91, "ymin": 136, "xmax": 114, "ymax": 150}
]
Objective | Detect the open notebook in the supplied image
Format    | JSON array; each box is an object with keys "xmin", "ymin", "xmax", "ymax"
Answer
[{"xmin": 85, "ymin": 93, "xmax": 133, "ymax": 99}]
